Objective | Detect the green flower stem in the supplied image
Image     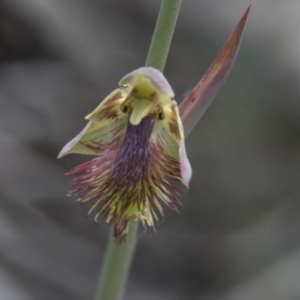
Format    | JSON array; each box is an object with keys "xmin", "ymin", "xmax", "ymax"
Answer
[
  {"xmin": 146, "ymin": 0, "xmax": 182, "ymax": 71},
  {"xmin": 94, "ymin": 1, "xmax": 182, "ymax": 300},
  {"xmin": 94, "ymin": 222, "xmax": 139, "ymax": 300}
]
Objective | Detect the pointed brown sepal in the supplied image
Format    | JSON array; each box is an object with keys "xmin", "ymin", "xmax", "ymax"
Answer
[{"xmin": 179, "ymin": 6, "xmax": 251, "ymax": 137}]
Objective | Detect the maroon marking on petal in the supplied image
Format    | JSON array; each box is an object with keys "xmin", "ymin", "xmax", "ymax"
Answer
[
  {"xmin": 105, "ymin": 110, "xmax": 119, "ymax": 120},
  {"xmin": 92, "ymin": 92, "xmax": 123, "ymax": 121},
  {"xmin": 167, "ymin": 104, "xmax": 180, "ymax": 137},
  {"xmin": 95, "ymin": 108, "xmax": 119, "ymax": 122},
  {"xmin": 170, "ymin": 104, "xmax": 177, "ymax": 118},
  {"xmin": 101, "ymin": 92, "xmax": 123, "ymax": 109},
  {"xmin": 168, "ymin": 121, "xmax": 180, "ymax": 137}
]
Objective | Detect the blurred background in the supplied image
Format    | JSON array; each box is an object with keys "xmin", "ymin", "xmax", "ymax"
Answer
[{"xmin": 1, "ymin": 0, "xmax": 300, "ymax": 299}]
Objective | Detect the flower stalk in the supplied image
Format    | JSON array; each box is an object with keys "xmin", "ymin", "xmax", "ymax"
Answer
[
  {"xmin": 145, "ymin": 0, "xmax": 182, "ymax": 71},
  {"xmin": 94, "ymin": 0, "xmax": 182, "ymax": 299},
  {"xmin": 94, "ymin": 222, "xmax": 139, "ymax": 300}
]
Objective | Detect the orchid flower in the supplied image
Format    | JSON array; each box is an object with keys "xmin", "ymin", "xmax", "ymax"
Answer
[
  {"xmin": 58, "ymin": 6, "xmax": 249, "ymax": 241},
  {"xmin": 59, "ymin": 68, "xmax": 191, "ymax": 240}
]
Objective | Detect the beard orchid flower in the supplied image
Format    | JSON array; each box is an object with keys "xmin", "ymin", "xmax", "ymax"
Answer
[
  {"xmin": 59, "ymin": 67, "xmax": 192, "ymax": 240},
  {"xmin": 58, "ymin": 6, "xmax": 250, "ymax": 241}
]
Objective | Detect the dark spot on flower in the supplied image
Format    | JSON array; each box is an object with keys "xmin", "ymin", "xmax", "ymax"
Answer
[
  {"xmin": 122, "ymin": 105, "xmax": 128, "ymax": 113},
  {"xmin": 158, "ymin": 112, "xmax": 164, "ymax": 120}
]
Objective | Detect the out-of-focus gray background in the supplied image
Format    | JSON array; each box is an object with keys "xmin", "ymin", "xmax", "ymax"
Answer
[{"xmin": 1, "ymin": 0, "xmax": 300, "ymax": 299}]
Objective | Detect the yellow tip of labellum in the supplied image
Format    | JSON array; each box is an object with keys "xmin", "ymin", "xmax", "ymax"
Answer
[{"xmin": 129, "ymin": 98, "xmax": 154, "ymax": 125}]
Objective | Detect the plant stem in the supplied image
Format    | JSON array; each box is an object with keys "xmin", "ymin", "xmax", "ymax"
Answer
[
  {"xmin": 94, "ymin": 1, "xmax": 182, "ymax": 299},
  {"xmin": 94, "ymin": 222, "xmax": 139, "ymax": 300},
  {"xmin": 146, "ymin": 0, "xmax": 182, "ymax": 71}
]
